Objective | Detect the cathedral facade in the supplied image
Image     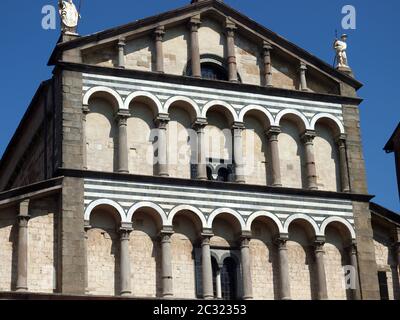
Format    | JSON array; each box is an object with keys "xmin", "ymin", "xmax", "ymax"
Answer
[{"xmin": 0, "ymin": 0, "xmax": 399, "ymax": 300}]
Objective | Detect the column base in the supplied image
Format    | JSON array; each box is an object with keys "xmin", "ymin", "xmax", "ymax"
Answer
[
  {"xmin": 197, "ymin": 176, "xmax": 208, "ymax": 181},
  {"xmin": 242, "ymin": 296, "xmax": 253, "ymax": 300},
  {"xmin": 158, "ymin": 173, "xmax": 170, "ymax": 177},
  {"xmin": 203, "ymin": 295, "xmax": 214, "ymax": 300},
  {"xmin": 120, "ymin": 291, "xmax": 132, "ymax": 297},
  {"xmin": 117, "ymin": 170, "xmax": 129, "ymax": 174},
  {"xmin": 16, "ymin": 287, "xmax": 28, "ymax": 292},
  {"xmin": 272, "ymin": 183, "xmax": 282, "ymax": 187}
]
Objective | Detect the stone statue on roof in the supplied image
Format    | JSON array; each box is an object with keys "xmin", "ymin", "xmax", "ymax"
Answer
[
  {"xmin": 334, "ymin": 34, "xmax": 350, "ymax": 69},
  {"xmin": 58, "ymin": 0, "xmax": 80, "ymax": 35}
]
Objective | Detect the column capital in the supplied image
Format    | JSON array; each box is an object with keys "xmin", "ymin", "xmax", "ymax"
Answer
[
  {"xmin": 240, "ymin": 232, "xmax": 252, "ymax": 247},
  {"xmin": 300, "ymin": 130, "xmax": 316, "ymax": 143},
  {"xmin": 266, "ymin": 126, "xmax": 281, "ymax": 140},
  {"xmin": 84, "ymin": 221, "xmax": 92, "ymax": 231},
  {"xmin": 335, "ymin": 134, "xmax": 347, "ymax": 145},
  {"xmin": 115, "ymin": 109, "xmax": 130, "ymax": 123},
  {"xmin": 200, "ymin": 233, "xmax": 214, "ymax": 246},
  {"xmin": 119, "ymin": 227, "xmax": 133, "ymax": 240},
  {"xmin": 225, "ymin": 18, "xmax": 237, "ymax": 34},
  {"xmin": 314, "ymin": 236, "xmax": 326, "ymax": 251},
  {"xmin": 232, "ymin": 121, "xmax": 245, "ymax": 130},
  {"xmin": 118, "ymin": 37, "xmax": 126, "ymax": 47},
  {"xmin": 82, "ymin": 104, "xmax": 90, "ymax": 114},
  {"xmin": 189, "ymin": 15, "xmax": 201, "ymax": 30},
  {"xmin": 155, "ymin": 113, "xmax": 170, "ymax": 128},
  {"xmin": 159, "ymin": 228, "xmax": 174, "ymax": 242},
  {"xmin": 154, "ymin": 26, "xmax": 165, "ymax": 41},
  {"xmin": 347, "ymin": 241, "xmax": 358, "ymax": 255},
  {"xmin": 192, "ymin": 117, "xmax": 208, "ymax": 131},
  {"xmin": 274, "ymin": 234, "xmax": 289, "ymax": 247},
  {"xmin": 263, "ymin": 40, "xmax": 273, "ymax": 52},
  {"xmin": 299, "ymin": 61, "xmax": 308, "ymax": 71},
  {"xmin": 18, "ymin": 199, "xmax": 30, "ymax": 216}
]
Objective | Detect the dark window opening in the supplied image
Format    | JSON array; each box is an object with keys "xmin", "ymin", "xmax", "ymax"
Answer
[
  {"xmin": 378, "ymin": 271, "xmax": 389, "ymax": 300},
  {"xmin": 201, "ymin": 62, "xmax": 229, "ymax": 81},
  {"xmin": 221, "ymin": 257, "xmax": 237, "ymax": 300}
]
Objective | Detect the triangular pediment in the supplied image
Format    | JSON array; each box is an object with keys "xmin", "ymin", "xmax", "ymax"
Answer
[{"xmin": 49, "ymin": 0, "xmax": 361, "ymax": 91}]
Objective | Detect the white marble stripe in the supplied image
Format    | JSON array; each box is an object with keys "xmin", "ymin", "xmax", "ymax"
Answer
[
  {"xmin": 82, "ymin": 81, "xmax": 343, "ymax": 115},
  {"xmin": 82, "ymin": 74, "xmax": 342, "ymax": 109},
  {"xmin": 85, "ymin": 185, "xmax": 353, "ymax": 211},
  {"xmin": 84, "ymin": 183, "xmax": 353, "ymax": 209},
  {"xmin": 83, "ymin": 192, "xmax": 353, "ymax": 217},
  {"xmin": 83, "ymin": 178, "xmax": 351, "ymax": 204}
]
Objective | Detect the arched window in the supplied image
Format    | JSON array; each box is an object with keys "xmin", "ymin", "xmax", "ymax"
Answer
[
  {"xmin": 186, "ymin": 54, "xmax": 241, "ymax": 82},
  {"xmin": 201, "ymin": 62, "xmax": 228, "ymax": 81}
]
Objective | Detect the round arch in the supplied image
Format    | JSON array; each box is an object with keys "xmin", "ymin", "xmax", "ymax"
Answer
[
  {"xmin": 310, "ymin": 113, "xmax": 345, "ymax": 134},
  {"xmin": 167, "ymin": 205, "xmax": 207, "ymax": 229},
  {"xmin": 245, "ymin": 211, "xmax": 284, "ymax": 234},
  {"xmin": 275, "ymin": 109, "xmax": 311, "ymax": 131},
  {"xmin": 207, "ymin": 208, "xmax": 246, "ymax": 231},
  {"xmin": 201, "ymin": 100, "xmax": 239, "ymax": 122},
  {"xmin": 83, "ymin": 86, "xmax": 124, "ymax": 110},
  {"xmin": 163, "ymin": 96, "xmax": 201, "ymax": 119},
  {"xmin": 238, "ymin": 105, "xmax": 275, "ymax": 126},
  {"xmin": 319, "ymin": 217, "xmax": 356, "ymax": 240},
  {"xmin": 283, "ymin": 214, "xmax": 320, "ymax": 236},
  {"xmin": 84, "ymin": 199, "xmax": 127, "ymax": 223},
  {"xmin": 123, "ymin": 91, "xmax": 163, "ymax": 114},
  {"xmin": 127, "ymin": 201, "xmax": 168, "ymax": 226}
]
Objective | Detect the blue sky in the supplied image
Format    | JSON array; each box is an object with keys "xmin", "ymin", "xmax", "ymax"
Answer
[{"xmin": 0, "ymin": 0, "xmax": 399, "ymax": 212}]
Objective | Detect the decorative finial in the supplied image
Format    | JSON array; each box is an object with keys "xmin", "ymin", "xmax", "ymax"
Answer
[
  {"xmin": 58, "ymin": 0, "xmax": 80, "ymax": 35},
  {"xmin": 333, "ymin": 34, "xmax": 351, "ymax": 72}
]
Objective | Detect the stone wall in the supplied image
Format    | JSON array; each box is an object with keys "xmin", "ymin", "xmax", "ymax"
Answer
[
  {"xmin": 0, "ymin": 196, "xmax": 58, "ymax": 293},
  {"xmin": 27, "ymin": 197, "xmax": 58, "ymax": 293},
  {"xmin": 0, "ymin": 205, "xmax": 17, "ymax": 291}
]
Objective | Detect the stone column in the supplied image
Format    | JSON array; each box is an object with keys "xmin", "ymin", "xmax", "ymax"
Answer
[
  {"xmin": 266, "ymin": 126, "xmax": 282, "ymax": 187},
  {"xmin": 193, "ymin": 118, "xmax": 208, "ymax": 180},
  {"xmin": 276, "ymin": 236, "xmax": 291, "ymax": 300},
  {"xmin": 154, "ymin": 26, "xmax": 165, "ymax": 73},
  {"xmin": 225, "ymin": 19, "xmax": 238, "ymax": 82},
  {"xmin": 240, "ymin": 234, "xmax": 253, "ymax": 300},
  {"xmin": 233, "ymin": 122, "xmax": 245, "ymax": 183},
  {"xmin": 155, "ymin": 115, "xmax": 170, "ymax": 177},
  {"xmin": 119, "ymin": 226, "xmax": 133, "ymax": 296},
  {"xmin": 83, "ymin": 223, "xmax": 91, "ymax": 294},
  {"xmin": 336, "ymin": 135, "xmax": 351, "ymax": 192},
  {"xmin": 348, "ymin": 243, "xmax": 361, "ymax": 300},
  {"xmin": 301, "ymin": 130, "xmax": 318, "ymax": 190},
  {"xmin": 189, "ymin": 15, "xmax": 201, "ymax": 78},
  {"xmin": 201, "ymin": 233, "xmax": 214, "ymax": 299},
  {"xmin": 216, "ymin": 268, "xmax": 222, "ymax": 299},
  {"xmin": 262, "ymin": 41, "xmax": 273, "ymax": 87},
  {"xmin": 82, "ymin": 104, "xmax": 89, "ymax": 170},
  {"xmin": 16, "ymin": 200, "xmax": 30, "ymax": 292},
  {"xmin": 314, "ymin": 237, "xmax": 328, "ymax": 300},
  {"xmin": 160, "ymin": 229, "xmax": 174, "ymax": 297},
  {"xmin": 116, "ymin": 110, "xmax": 130, "ymax": 173},
  {"xmin": 299, "ymin": 61, "xmax": 308, "ymax": 91},
  {"xmin": 117, "ymin": 37, "xmax": 126, "ymax": 69}
]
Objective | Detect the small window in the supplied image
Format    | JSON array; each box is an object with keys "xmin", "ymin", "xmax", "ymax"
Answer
[
  {"xmin": 201, "ymin": 62, "xmax": 228, "ymax": 81},
  {"xmin": 378, "ymin": 271, "xmax": 389, "ymax": 300}
]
